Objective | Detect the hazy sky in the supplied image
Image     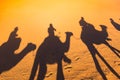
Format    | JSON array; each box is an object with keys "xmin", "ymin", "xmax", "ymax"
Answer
[
  {"xmin": 1, "ymin": 0, "xmax": 120, "ymax": 26},
  {"xmin": 0, "ymin": 0, "xmax": 120, "ymax": 45}
]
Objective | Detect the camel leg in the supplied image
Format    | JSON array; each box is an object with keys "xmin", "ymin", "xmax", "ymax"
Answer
[
  {"xmin": 85, "ymin": 43, "xmax": 107, "ymax": 80},
  {"xmin": 37, "ymin": 61, "xmax": 47, "ymax": 80},
  {"xmin": 29, "ymin": 54, "xmax": 39, "ymax": 80},
  {"xmin": 97, "ymin": 52, "xmax": 120, "ymax": 79},
  {"xmin": 63, "ymin": 55, "xmax": 71, "ymax": 63},
  {"xmin": 91, "ymin": 53, "xmax": 107, "ymax": 80},
  {"xmin": 57, "ymin": 60, "xmax": 64, "ymax": 80},
  {"xmin": 104, "ymin": 41, "xmax": 120, "ymax": 58}
]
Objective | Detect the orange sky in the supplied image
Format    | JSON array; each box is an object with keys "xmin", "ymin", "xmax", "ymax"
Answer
[{"xmin": 0, "ymin": 0, "xmax": 120, "ymax": 46}]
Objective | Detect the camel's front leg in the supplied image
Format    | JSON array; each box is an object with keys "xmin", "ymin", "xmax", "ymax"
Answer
[
  {"xmin": 63, "ymin": 55, "xmax": 71, "ymax": 64},
  {"xmin": 104, "ymin": 41, "xmax": 120, "ymax": 58},
  {"xmin": 57, "ymin": 60, "xmax": 64, "ymax": 80}
]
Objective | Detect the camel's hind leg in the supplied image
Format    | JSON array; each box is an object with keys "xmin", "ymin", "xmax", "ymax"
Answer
[{"xmin": 37, "ymin": 62, "xmax": 47, "ymax": 80}]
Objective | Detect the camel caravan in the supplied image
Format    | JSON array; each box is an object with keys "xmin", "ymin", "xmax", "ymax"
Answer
[
  {"xmin": 79, "ymin": 17, "xmax": 120, "ymax": 80},
  {"xmin": 0, "ymin": 17, "xmax": 120, "ymax": 80}
]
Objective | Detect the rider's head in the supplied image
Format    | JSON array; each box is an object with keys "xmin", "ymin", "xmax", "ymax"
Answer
[
  {"xmin": 48, "ymin": 24, "xmax": 56, "ymax": 36},
  {"xmin": 79, "ymin": 17, "xmax": 86, "ymax": 27},
  {"xmin": 14, "ymin": 27, "xmax": 18, "ymax": 32}
]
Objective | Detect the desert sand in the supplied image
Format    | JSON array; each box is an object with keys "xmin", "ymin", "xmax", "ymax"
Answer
[
  {"xmin": 0, "ymin": 0, "xmax": 120, "ymax": 80},
  {"xmin": 0, "ymin": 19, "xmax": 120, "ymax": 80}
]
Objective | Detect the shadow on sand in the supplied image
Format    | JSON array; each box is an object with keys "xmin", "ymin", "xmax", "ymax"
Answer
[
  {"xmin": 0, "ymin": 27, "xmax": 36, "ymax": 74},
  {"xmin": 110, "ymin": 18, "xmax": 120, "ymax": 31},
  {"xmin": 29, "ymin": 24, "xmax": 73, "ymax": 80},
  {"xmin": 79, "ymin": 17, "xmax": 120, "ymax": 80}
]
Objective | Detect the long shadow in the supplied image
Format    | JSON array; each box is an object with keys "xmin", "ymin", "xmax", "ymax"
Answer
[
  {"xmin": 79, "ymin": 17, "xmax": 120, "ymax": 80},
  {"xmin": 110, "ymin": 18, "xmax": 120, "ymax": 31},
  {"xmin": 0, "ymin": 27, "xmax": 36, "ymax": 74},
  {"xmin": 29, "ymin": 24, "xmax": 73, "ymax": 80}
]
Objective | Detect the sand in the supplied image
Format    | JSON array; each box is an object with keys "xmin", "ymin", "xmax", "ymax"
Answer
[{"xmin": 0, "ymin": 22, "xmax": 120, "ymax": 80}]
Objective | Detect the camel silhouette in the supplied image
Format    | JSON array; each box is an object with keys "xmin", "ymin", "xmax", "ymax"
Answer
[
  {"xmin": 0, "ymin": 27, "xmax": 36, "ymax": 74},
  {"xmin": 29, "ymin": 24, "xmax": 73, "ymax": 80},
  {"xmin": 110, "ymin": 18, "xmax": 120, "ymax": 31},
  {"xmin": 79, "ymin": 17, "xmax": 120, "ymax": 80}
]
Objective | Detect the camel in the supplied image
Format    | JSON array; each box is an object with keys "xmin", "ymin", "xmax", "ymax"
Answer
[
  {"xmin": 29, "ymin": 24, "xmax": 73, "ymax": 80},
  {"xmin": 79, "ymin": 17, "xmax": 111, "ymax": 44},
  {"xmin": 0, "ymin": 27, "xmax": 36, "ymax": 74},
  {"xmin": 79, "ymin": 17, "xmax": 120, "ymax": 80}
]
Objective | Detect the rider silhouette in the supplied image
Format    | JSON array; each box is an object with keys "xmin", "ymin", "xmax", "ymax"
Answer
[
  {"xmin": 8, "ymin": 27, "xmax": 19, "ymax": 41},
  {"xmin": 42, "ymin": 24, "xmax": 71, "ymax": 63},
  {"xmin": 29, "ymin": 24, "xmax": 72, "ymax": 80}
]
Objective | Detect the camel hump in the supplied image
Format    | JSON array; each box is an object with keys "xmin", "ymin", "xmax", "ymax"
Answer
[{"xmin": 65, "ymin": 32, "xmax": 73, "ymax": 36}]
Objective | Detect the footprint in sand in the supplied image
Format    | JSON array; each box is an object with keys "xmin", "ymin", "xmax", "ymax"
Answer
[
  {"xmin": 114, "ymin": 61, "xmax": 120, "ymax": 66},
  {"xmin": 64, "ymin": 65, "xmax": 72, "ymax": 72},
  {"xmin": 75, "ymin": 57, "xmax": 80, "ymax": 61},
  {"xmin": 46, "ymin": 72, "xmax": 53, "ymax": 77}
]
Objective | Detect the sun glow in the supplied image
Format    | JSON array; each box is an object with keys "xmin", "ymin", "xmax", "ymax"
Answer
[{"xmin": 0, "ymin": 0, "xmax": 120, "ymax": 44}]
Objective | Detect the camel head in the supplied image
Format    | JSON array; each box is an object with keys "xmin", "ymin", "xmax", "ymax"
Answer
[
  {"xmin": 99, "ymin": 25, "xmax": 107, "ymax": 30},
  {"xmin": 25, "ymin": 43, "xmax": 36, "ymax": 52},
  {"xmin": 65, "ymin": 32, "xmax": 73, "ymax": 37}
]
